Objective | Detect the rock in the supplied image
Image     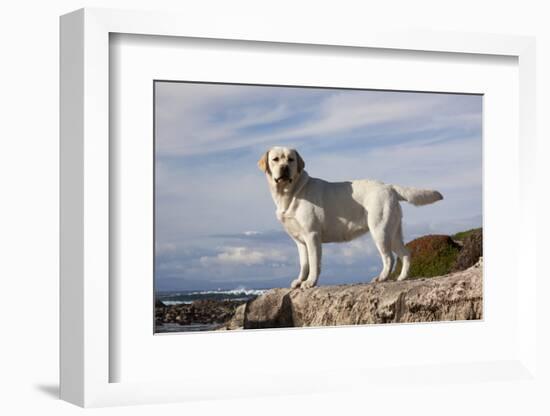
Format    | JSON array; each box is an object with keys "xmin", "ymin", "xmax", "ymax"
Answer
[
  {"xmin": 155, "ymin": 299, "xmax": 166, "ymax": 308},
  {"xmin": 452, "ymin": 227, "xmax": 482, "ymax": 242},
  {"xmin": 451, "ymin": 228, "xmax": 483, "ymax": 272},
  {"xmin": 155, "ymin": 299, "xmax": 248, "ymax": 328},
  {"xmin": 242, "ymin": 260, "xmax": 482, "ymax": 329},
  {"xmin": 224, "ymin": 304, "xmax": 247, "ymax": 330},
  {"xmin": 244, "ymin": 289, "xmax": 294, "ymax": 329}
]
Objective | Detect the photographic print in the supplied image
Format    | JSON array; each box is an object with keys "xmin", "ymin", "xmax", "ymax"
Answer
[{"xmin": 154, "ymin": 82, "xmax": 483, "ymax": 333}]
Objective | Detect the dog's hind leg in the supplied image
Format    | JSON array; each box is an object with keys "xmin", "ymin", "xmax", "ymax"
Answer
[
  {"xmin": 369, "ymin": 226, "xmax": 394, "ymax": 282},
  {"xmin": 368, "ymin": 195, "xmax": 401, "ymax": 282},
  {"xmin": 392, "ymin": 223, "xmax": 411, "ymax": 281}
]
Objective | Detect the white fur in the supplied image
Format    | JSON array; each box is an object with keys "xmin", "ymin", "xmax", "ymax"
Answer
[{"xmin": 258, "ymin": 146, "xmax": 443, "ymax": 289}]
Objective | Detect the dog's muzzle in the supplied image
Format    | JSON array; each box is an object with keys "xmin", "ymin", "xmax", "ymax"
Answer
[
  {"xmin": 275, "ymin": 177, "xmax": 292, "ymax": 183},
  {"xmin": 275, "ymin": 166, "xmax": 291, "ymax": 183}
]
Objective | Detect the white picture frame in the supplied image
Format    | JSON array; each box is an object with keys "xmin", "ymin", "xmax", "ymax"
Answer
[{"xmin": 60, "ymin": 8, "xmax": 538, "ymax": 408}]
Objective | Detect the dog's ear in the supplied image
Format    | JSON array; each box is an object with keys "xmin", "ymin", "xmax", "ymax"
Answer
[
  {"xmin": 257, "ymin": 151, "xmax": 271, "ymax": 174},
  {"xmin": 295, "ymin": 150, "xmax": 305, "ymax": 173}
]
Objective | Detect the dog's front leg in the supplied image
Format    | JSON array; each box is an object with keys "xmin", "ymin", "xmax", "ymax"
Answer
[
  {"xmin": 290, "ymin": 240, "xmax": 309, "ymax": 289},
  {"xmin": 300, "ymin": 233, "xmax": 321, "ymax": 289}
]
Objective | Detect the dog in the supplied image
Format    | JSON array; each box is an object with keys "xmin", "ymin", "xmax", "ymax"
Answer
[{"xmin": 258, "ymin": 146, "xmax": 443, "ymax": 289}]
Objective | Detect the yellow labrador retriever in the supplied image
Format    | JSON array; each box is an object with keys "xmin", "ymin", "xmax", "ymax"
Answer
[{"xmin": 258, "ymin": 146, "xmax": 443, "ymax": 289}]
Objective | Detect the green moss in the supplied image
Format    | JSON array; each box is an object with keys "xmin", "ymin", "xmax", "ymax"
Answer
[
  {"xmin": 392, "ymin": 235, "xmax": 461, "ymax": 280},
  {"xmin": 452, "ymin": 227, "xmax": 482, "ymax": 242}
]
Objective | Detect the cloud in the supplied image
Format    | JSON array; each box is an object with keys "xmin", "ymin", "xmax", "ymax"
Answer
[
  {"xmin": 155, "ymin": 242, "xmax": 177, "ymax": 255},
  {"xmin": 340, "ymin": 239, "xmax": 376, "ymax": 259},
  {"xmin": 199, "ymin": 246, "xmax": 287, "ymax": 267},
  {"xmin": 155, "ymin": 82, "xmax": 323, "ymax": 157},
  {"xmin": 261, "ymin": 91, "xmax": 443, "ymax": 142},
  {"xmin": 308, "ymin": 134, "xmax": 481, "ymax": 188},
  {"xmin": 155, "ymin": 83, "xmax": 481, "ymax": 158},
  {"xmin": 323, "ymin": 237, "xmax": 377, "ymax": 266},
  {"xmin": 208, "ymin": 230, "xmax": 290, "ymax": 244}
]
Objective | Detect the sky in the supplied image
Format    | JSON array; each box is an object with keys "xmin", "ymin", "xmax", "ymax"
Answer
[{"xmin": 154, "ymin": 82, "xmax": 482, "ymax": 291}]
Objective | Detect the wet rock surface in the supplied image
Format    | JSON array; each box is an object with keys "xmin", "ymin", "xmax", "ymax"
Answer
[{"xmin": 155, "ymin": 299, "xmax": 247, "ymax": 328}]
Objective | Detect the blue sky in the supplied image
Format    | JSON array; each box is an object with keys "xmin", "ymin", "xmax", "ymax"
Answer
[{"xmin": 155, "ymin": 82, "xmax": 482, "ymax": 291}]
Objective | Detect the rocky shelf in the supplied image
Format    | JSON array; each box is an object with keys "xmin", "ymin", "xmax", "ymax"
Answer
[{"xmin": 222, "ymin": 259, "xmax": 483, "ymax": 330}]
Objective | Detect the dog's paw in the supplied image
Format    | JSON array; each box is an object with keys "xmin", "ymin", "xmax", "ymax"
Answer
[
  {"xmin": 300, "ymin": 280, "xmax": 315, "ymax": 289},
  {"xmin": 290, "ymin": 279, "xmax": 303, "ymax": 289},
  {"xmin": 372, "ymin": 275, "xmax": 391, "ymax": 283}
]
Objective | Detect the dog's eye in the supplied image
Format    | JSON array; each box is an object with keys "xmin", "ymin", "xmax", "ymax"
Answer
[
  {"xmin": 272, "ymin": 157, "xmax": 279, "ymax": 162},
  {"xmin": 288, "ymin": 158, "xmax": 294, "ymax": 162}
]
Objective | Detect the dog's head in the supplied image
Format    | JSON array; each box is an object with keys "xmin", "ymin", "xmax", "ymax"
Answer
[{"xmin": 258, "ymin": 146, "xmax": 305, "ymax": 185}]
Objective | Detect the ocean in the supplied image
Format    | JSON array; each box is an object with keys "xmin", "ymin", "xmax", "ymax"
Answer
[{"xmin": 156, "ymin": 288, "xmax": 267, "ymax": 305}]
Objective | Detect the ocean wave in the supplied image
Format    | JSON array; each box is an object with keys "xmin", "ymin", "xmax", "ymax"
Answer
[
  {"xmin": 162, "ymin": 300, "xmax": 194, "ymax": 305},
  {"xmin": 157, "ymin": 288, "xmax": 267, "ymax": 305},
  {"xmin": 188, "ymin": 288, "xmax": 267, "ymax": 296}
]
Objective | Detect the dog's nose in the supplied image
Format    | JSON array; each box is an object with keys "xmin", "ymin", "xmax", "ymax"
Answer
[{"xmin": 281, "ymin": 165, "xmax": 290, "ymax": 174}]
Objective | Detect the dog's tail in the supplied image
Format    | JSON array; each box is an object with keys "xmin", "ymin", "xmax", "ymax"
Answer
[{"xmin": 392, "ymin": 185, "xmax": 443, "ymax": 206}]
